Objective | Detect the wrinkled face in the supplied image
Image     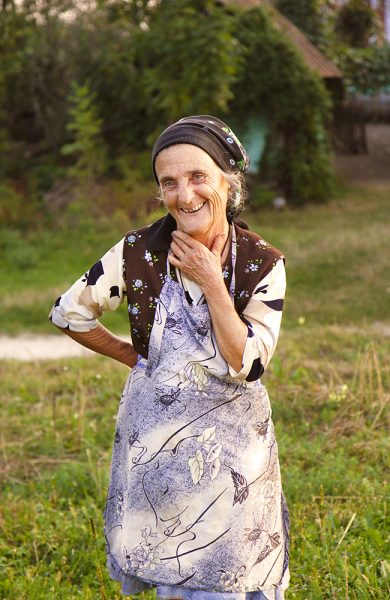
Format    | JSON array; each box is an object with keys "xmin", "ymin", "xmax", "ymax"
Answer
[{"xmin": 155, "ymin": 144, "xmax": 229, "ymax": 240}]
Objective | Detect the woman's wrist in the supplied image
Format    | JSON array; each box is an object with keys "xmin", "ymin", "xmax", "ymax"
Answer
[
  {"xmin": 120, "ymin": 341, "xmax": 138, "ymax": 368},
  {"xmin": 58, "ymin": 323, "xmax": 137, "ymax": 367},
  {"xmin": 201, "ymin": 271, "xmax": 226, "ymax": 299}
]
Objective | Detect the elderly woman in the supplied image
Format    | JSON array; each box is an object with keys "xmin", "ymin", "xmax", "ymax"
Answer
[{"xmin": 50, "ymin": 116, "xmax": 289, "ymax": 599}]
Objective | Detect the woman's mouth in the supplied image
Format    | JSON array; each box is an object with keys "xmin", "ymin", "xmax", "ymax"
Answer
[{"xmin": 180, "ymin": 202, "xmax": 205, "ymax": 214}]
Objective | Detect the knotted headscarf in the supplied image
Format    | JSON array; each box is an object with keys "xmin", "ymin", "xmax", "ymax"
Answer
[{"xmin": 152, "ymin": 115, "xmax": 250, "ymax": 181}]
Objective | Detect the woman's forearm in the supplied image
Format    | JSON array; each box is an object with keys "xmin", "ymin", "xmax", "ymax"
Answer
[
  {"xmin": 56, "ymin": 322, "xmax": 137, "ymax": 368},
  {"xmin": 202, "ymin": 277, "xmax": 247, "ymax": 373}
]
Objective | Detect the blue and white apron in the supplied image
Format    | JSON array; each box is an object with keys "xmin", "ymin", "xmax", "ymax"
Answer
[{"xmin": 104, "ymin": 230, "xmax": 289, "ymax": 598}]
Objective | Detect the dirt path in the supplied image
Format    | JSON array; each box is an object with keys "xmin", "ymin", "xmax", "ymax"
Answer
[
  {"xmin": 1, "ymin": 325, "xmax": 388, "ymax": 361},
  {"xmin": 0, "ymin": 334, "xmax": 132, "ymax": 361},
  {"xmin": 334, "ymin": 123, "xmax": 390, "ymax": 182}
]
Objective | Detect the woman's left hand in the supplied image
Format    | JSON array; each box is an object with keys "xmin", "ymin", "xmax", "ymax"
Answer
[
  {"xmin": 169, "ymin": 230, "xmax": 227, "ymax": 291},
  {"xmin": 169, "ymin": 229, "xmax": 247, "ymax": 372}
]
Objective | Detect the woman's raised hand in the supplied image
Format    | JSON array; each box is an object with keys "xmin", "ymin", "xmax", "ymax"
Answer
[{"xmin": 168, "ymin": 230, "xmax": 227, "ymax": 291}]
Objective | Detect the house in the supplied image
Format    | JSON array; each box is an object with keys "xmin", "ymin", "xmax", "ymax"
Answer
[{"xmin": 220, "ymin": 0, "xmax": 343, "ymax": 170}]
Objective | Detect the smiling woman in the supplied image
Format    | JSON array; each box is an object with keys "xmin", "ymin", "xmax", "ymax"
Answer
[{"xmin": 49, "ymin": 115, "xmax": 289, "ymax": 599}]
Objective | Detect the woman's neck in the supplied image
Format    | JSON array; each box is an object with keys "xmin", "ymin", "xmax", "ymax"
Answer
[{"xmin": 191, "ymin": 221, "xmax": 230, "ymax": 252}]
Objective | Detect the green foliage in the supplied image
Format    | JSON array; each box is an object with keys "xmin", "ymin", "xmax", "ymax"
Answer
[
  {"xmin": 0, "ymin": 183, "xmax": 24, "ymax": 227},
  {"xmin": 231, "ymin": 7, "xmax": 334, "ymax": 204},
  {"xmin": 336, "ymin": 45, "xmax": 390, "ymax": 93},
  {"xmin": 0, "ymin": 125, "xmax": 10, "ymax": 180},
  {"xmin": 335, "ymin": 0, "xmax": 378, "ymax": 48},
  {"xmin": 248, "ymin": 183, "xmax": 275, "ymax": 209},
  {"xmin": 61, "ymin": 82, "xmax": 106, "ymax": 181},
  {"xmin": 138, "ymin": 0, "xmax": 240, "ymax": 127},
  {"xmin": 1, "ymin": 6, "xmax": 70, "ymax": 150},
  {"xmin": 101, "ymin": 0, "xmax": 154, "ymax": 27},
  {"xmin": 275, "ymin": 0, "xmax": 327, "ymax": 44},
  {"xmin": 68, "ymin": 10, "xmax": 151, "ymax": 149},
  {"xmin": 1, "ymin": 0, "xmax": 335, "ymax": 208},
  {"xmin": 0, "ymin": 179, "xmax": 45, "ymax": 230}
]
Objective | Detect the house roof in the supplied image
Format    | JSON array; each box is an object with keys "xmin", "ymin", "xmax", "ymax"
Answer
[{"xmin": 221, "ymin": 0, "xmax": 342, "ymax": 78}]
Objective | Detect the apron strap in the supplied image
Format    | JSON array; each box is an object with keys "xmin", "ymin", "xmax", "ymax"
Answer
[{"xmin": 229, "ymin": 225, "xmax": 237, "ymax": 300}]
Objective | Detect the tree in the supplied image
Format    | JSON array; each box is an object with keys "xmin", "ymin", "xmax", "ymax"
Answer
[
  {"xmin": 136, "ymin": 0, "xmax": 240, "ymax": 133},
  {"xmin": 61, "ymin": 82, "xmax": 106, "ymax": 181},
  {"xmin": 0, "ymin": 0, "xmax": 335, "ymax": 206},
  {"xmin": 275, "ymin": 0, "xmax": 328, "ymax": 44},
  {"xmin": 67, "ymin": 8, "xmax": 150, "ymax": 149},
  {"xmin": 335, "ymin": 0, "xmax": 378, "ymax": 47},
  {"xmin": 1, "ymin": 3, "xmax": 71, "ymax": 154},
  {"xmin": 98, "ymin": 0, "xmax": 154, "ymax": 27}
]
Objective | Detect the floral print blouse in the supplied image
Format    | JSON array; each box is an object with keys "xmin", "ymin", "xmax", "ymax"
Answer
[{"xmin": 50, "ymin": 237, "xmax": 286, "ymax": 381}]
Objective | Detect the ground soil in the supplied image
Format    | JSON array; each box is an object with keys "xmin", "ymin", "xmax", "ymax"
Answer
[{"xmin": 333, "ymin": 123, "xmax": 390, "ymax": 182}]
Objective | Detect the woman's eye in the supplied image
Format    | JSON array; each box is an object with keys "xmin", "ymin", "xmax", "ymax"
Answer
[
  {"xmin": 192, "ymin": 173, "xmax": 206, "ymax": 183},
  {"xmin": 162, "ymin": 180, "xmax": 176, "ymax": 189}
]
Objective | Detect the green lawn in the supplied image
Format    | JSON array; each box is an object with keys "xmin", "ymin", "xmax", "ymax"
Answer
[{"xmin": 1, "ymin": 184, "xmax": 389, "ymax": 598}]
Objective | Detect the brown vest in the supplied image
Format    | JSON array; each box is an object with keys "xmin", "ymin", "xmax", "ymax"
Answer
[{"xmin": 123, "ymin": 214, "xmax": 284, "ymax": 358}]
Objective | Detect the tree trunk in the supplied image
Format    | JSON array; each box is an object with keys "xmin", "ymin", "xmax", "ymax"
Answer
[{"xmin": 2, "ymin": 0, "xmax": 15, "ymax": 12}]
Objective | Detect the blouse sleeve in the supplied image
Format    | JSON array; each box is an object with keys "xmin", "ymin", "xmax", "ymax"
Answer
[
  {"xmin": 49, "ymin": 238, "xmax": 126, "ymax": 332},
  {"xmin": 228, "ymin": 257, "xmax": 286, "ymax": 381}
]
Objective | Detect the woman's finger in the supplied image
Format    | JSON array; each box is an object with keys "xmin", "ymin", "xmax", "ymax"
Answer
[
  {"xmin": 172, "ymin": 230, "xmax": 197, "ymax": 249},
  {"xmin": 170, "ymin": 240, "xmax": 186, "ymax": 260},
  {"xmin": 168, "ymin": 252, "xmax": 181, "ymax": 267},
  {"xmin": 211, "ymin": 233, "xmax": 227, "ymax": 257}
]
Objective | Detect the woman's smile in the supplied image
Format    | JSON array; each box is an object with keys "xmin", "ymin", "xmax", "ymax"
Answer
[{"xmin": 180, "ymin": 201, "xmax": 206, "ymax": 214}]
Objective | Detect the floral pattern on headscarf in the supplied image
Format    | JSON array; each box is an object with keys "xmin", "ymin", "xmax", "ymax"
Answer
[{"xmin": 152, "ymin": 115, "xmax": 250, "ymax": 180}]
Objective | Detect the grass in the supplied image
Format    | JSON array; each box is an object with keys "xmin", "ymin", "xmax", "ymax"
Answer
[
  {"xmin": 0, "ymin": 221, "xmax": 131, "ymax": 335},
  {"xmin": 1, "ymin": 335, "xmax": 389, "ymax": 598},
  {"xmin": 1, "ymin": 182, "xmax": 390, "ymax": 598},
  {"xmin": 247, "ymin": 183, "xmax": 390, "ymax": 327}
]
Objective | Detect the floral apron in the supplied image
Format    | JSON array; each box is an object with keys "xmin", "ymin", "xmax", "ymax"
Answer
[{"xmin": 104, "ymin": 231, "xmax": 289, "ymax": 596}]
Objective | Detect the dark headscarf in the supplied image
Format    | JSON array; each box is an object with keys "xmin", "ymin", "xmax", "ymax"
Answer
[{"xmin": 152, "ymin": 115, "xmax": 250, "ymax": 182}]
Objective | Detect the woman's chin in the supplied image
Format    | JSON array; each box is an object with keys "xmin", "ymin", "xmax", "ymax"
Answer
[
  {"xmin": 176, "ymin": 212, "xmax": 211, "ymax": 237},
  {"xmin": 173, "ymin": 205, "xmax": 227, "ymax": 241}
]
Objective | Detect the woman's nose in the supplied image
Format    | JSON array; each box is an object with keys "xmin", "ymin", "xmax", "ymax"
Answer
[{"xmin": 177, "ymin": 181, "xmax": 193, "ymax": 204}]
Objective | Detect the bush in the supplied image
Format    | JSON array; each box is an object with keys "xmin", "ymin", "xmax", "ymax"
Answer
[
  {"xmin": 231, "ymin": 7, "xmax": 334, "ymax": 204},
  {"xmin": 0, "ymin": 0, "xmax": 335, "ymax": 217},
  {"xmin": 337, "ymin": 45, "xmax": 390, "ymax": 94},
  {"xmin": 0, "ymin": 183, "xmax": 25, "ymax": 227},
  {"xmin": 0, "ymin": 227, "xmax": 40, "ymax": 269},
  {"xmin": 276, "ymin": 0, "xmax": 325, "ymax": 44},
  {"xmin": 247, "ymin": 183, "xmax": 276, "ymax": 209},
  {"xmin": 335, "ymin": 0, "xmax": 378, "ymax": 48}
]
